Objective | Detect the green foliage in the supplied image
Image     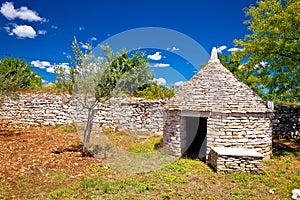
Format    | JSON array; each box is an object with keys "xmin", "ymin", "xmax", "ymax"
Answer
[
  {"xmin": 97, "ymin": 46, "xmax": 153, "ymax": 100},
  {"xmin": 0, "ymin": 57, "xmax": 42, "ymax": 103},
  {"xmin": 54, "ymin": 37, "xmax": 153, "ymax": 100},
  {"xmin": 54, "ymin": 38, "xmax": 85, "ymax": 94},
  {"xmin": 134, "ymin": 83, "xmax": 175, "ymax": 99},
  {"xmin": 260, "ymin": 92, "xmax": 300, "ymax": 105},
  {"xmin": 218, "ymin": 52, "xmax": 300, "ymax": 104},
  {"xmin": 233, "ymin": 0, "xmax": 300, "ymax": 98}
]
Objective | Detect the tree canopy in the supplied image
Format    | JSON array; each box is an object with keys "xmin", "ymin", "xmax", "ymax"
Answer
[
  {"xmin": 55, "ymin": 38, "xmax": 153, "ymax": 100},
  {"xmin": 0, "ymin": 57, "xmax": 42, "ymax": 103},
  {"xmin": 233, "ymin": 0, "xmax": 300, "ymax": 100}
]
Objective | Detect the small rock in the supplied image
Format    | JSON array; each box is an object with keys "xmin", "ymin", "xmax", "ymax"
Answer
[
  {"xmin": 292, "ymin": 189, "xmax": 300, "ymax": 200},
  {"xmin": 74, "ymin": 163, "xmax": 78, "ymax": 166}
]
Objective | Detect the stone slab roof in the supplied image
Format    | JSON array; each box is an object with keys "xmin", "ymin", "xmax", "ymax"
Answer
[{"xmin": 166, "ymin": 47, "xmax": 270, "ymax": 114}]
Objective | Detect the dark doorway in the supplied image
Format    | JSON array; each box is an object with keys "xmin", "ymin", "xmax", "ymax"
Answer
[{"xmin": 183, "ymin": 117, "xmax": 207, "ymax": 161}]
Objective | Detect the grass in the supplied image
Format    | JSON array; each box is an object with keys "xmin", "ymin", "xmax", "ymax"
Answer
[
  {"xmin": 104, "ymin": 130, "xmax": 164, "ymax": 153},
  {"xmin": 42, "ymin": 156, "xmax": 300, "ymax": 200},
  {"xmin": 1, "ymin": 155, "xmax": 300, "ymax": 199}
]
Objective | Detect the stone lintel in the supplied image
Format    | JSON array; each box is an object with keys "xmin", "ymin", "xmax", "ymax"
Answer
[{"xmin": 181, "ymin": 110, "xmax": 210, "ymax": 118}]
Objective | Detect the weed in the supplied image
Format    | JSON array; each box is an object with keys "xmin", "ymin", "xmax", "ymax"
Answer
[
  {"xmin": 234, "ymin": 173, "xmax": 249, "ymax": 183},
  {"xmin": 49, "ymin": 188, "xmax": 72, "ymax": 199},
  {"xmin": 206, "ymin": 195, "xmax": 217, "ymax": 200},
  {"xmin": 230, "ymin": 188, "xmax": 242, "ymax": 196},
  {"xmin": 162, "ymin": 191, "xmax": 173, "ymax": 199},
  {"xmin": 136, "ymin": 183, "xmax": 156, "ymax": 193},
  {"xmin": 0, "ymin": 182, "xmax": 5, "ymax": 188},
  {"xmin": 164, "ymin": 174, "xmax": 177, "ymax": 183},
  {"xmin": 175, "ymin": 177, "xmax": 188, "ymax": 183},
  {"xmin": 81, "ymin": 178, "xmax": 101, "ymax": 188}
]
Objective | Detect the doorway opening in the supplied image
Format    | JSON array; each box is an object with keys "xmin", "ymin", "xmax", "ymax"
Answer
[{"xmin": 183, "ymin": 117, "xmax": 207, "ymax": 161}]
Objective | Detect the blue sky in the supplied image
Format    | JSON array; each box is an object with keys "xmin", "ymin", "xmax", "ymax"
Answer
[{"xmin": 0, "ymin": 0, "xmax": 257, "ymax": 86}]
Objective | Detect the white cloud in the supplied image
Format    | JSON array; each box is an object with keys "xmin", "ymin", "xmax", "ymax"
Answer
[
  {"xmin": 79, "ymin": 42, "xmax": 89, "ymax": 50},
  {"xmin": 90, "ymin": 37, "xmax": 97, "ymax": 41},
  {"xmin": 46, "ymin": 67, "xmax": 54, "ymax": 73},
  {"xmin": 3, "ymin": 26, "xmax": 10, "ymax": 33},
  {"xmin": 152, "ymin": 63, "xmax": 170, "ymax": 68},
  {"xmin": 171, "ymin": 47, "xmax": 179, "ymax": 51},
  {"xmin": 174, "ymin": 81, "xmax": 184, "ymax": 87},
  {"xmin": 42, "ymin": 79, "xmax": 53, "ymax": 85},
  {"xmin": 217, "ymin": 45, "xmax": 227, "ymax": 53},
  {"xmin": 167, "ymin": 47, "xmax": 180, "ymax": 52},
  {"xmin": 31, "ymin": 60, "xmax": 51, "ymax": 69},
  {"xmin": 79, "ymin": 26, "xmax": 84, "ymax": 31},
  {"xmin": 51, "ymin": 25, "xmax": 58, "ymax": 29},
  {"xmin": 58, "ymin": 63, "xmax": 70, "ymax": 69},
  {"xmin": 11, "ymin": 25, "xmax": 37, "ymax": 38},
  {"xmin": 0, "ymin": 2, "xmax": 46, "ymax": 22},
  {"xmin": 153, "ymin": 78, "xmax": 166, "ymax": 86},
  {"xmin": 38, "ymin": 30, "xmax": 47, "ymax": 35},
  {"xmin": 147, "ymin": 52, "xmax": 162, "ymax": 61},
  {"xmin": 55, "ymin": 63, "xmax": 70, "ymax": 73},
  {"xmin": 227, "ymin": 47, "xmax": 243, "ymax": 52}
]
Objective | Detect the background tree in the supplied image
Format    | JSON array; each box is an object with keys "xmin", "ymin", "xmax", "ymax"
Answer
[
  {"xmin": 55, "ymin": 38, "xmax": 153, "ymax": 155},
  {"xmin": 233, "ymin": 0, "xmax": 300, "ymax": 101},
  {"xmin": 134, "ymin": 83, "xmax": 175, "ymax": 99},
  {"xmin": 0, "ymin": 57, "xmax": 42, "ymax": 104}
]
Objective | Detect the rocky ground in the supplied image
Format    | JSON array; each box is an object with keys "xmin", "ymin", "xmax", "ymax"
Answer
[{"xmin": 0, "ymin": 122, "xmax": 98, "ymax": 197}]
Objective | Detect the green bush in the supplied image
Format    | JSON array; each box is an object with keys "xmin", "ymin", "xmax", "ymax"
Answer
[{"xmin": 0, "ymin": 57, "xmax": 42, "ymax": 90}]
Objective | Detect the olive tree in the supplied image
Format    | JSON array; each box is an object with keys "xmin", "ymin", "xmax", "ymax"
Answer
[{"xmin": 54, "ymin": 38, "xmax": 152, "ymax": 155}]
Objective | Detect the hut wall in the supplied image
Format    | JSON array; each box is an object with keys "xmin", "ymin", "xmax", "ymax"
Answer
[{"xmin": 207, "ymin": 112, "xmax": 272, "ymax": 159}]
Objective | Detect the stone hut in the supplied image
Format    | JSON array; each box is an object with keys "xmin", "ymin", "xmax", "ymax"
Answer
[{"xmin": 163, "ymin": 47, "xmax": 273, "ymax": 172}]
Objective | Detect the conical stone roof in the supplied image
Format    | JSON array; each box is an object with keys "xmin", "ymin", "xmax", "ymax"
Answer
[{"xmin": 166, "ymin": 47, "xmax": 269, "ymax": 114}]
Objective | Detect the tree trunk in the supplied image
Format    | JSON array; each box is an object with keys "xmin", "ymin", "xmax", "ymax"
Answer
[{"xmin": 82, "ymin": 108, "xmax": 95, "ymax": 156}]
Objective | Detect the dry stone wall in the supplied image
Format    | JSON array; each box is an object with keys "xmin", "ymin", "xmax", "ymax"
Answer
[
  {"xmin": 0, "ymin": 92, "xmax": 73, "ymax": 126},
  {"xmin": 272, "ymin": 105, "xmax": 300, "ymax": 139},
  {"xmin": 0, "ymin": 92, "xmax": 165, "ymax": 135},
  {"xmin": 0, "ymin": 92, "xmax": 298, "ymax": 142}
]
